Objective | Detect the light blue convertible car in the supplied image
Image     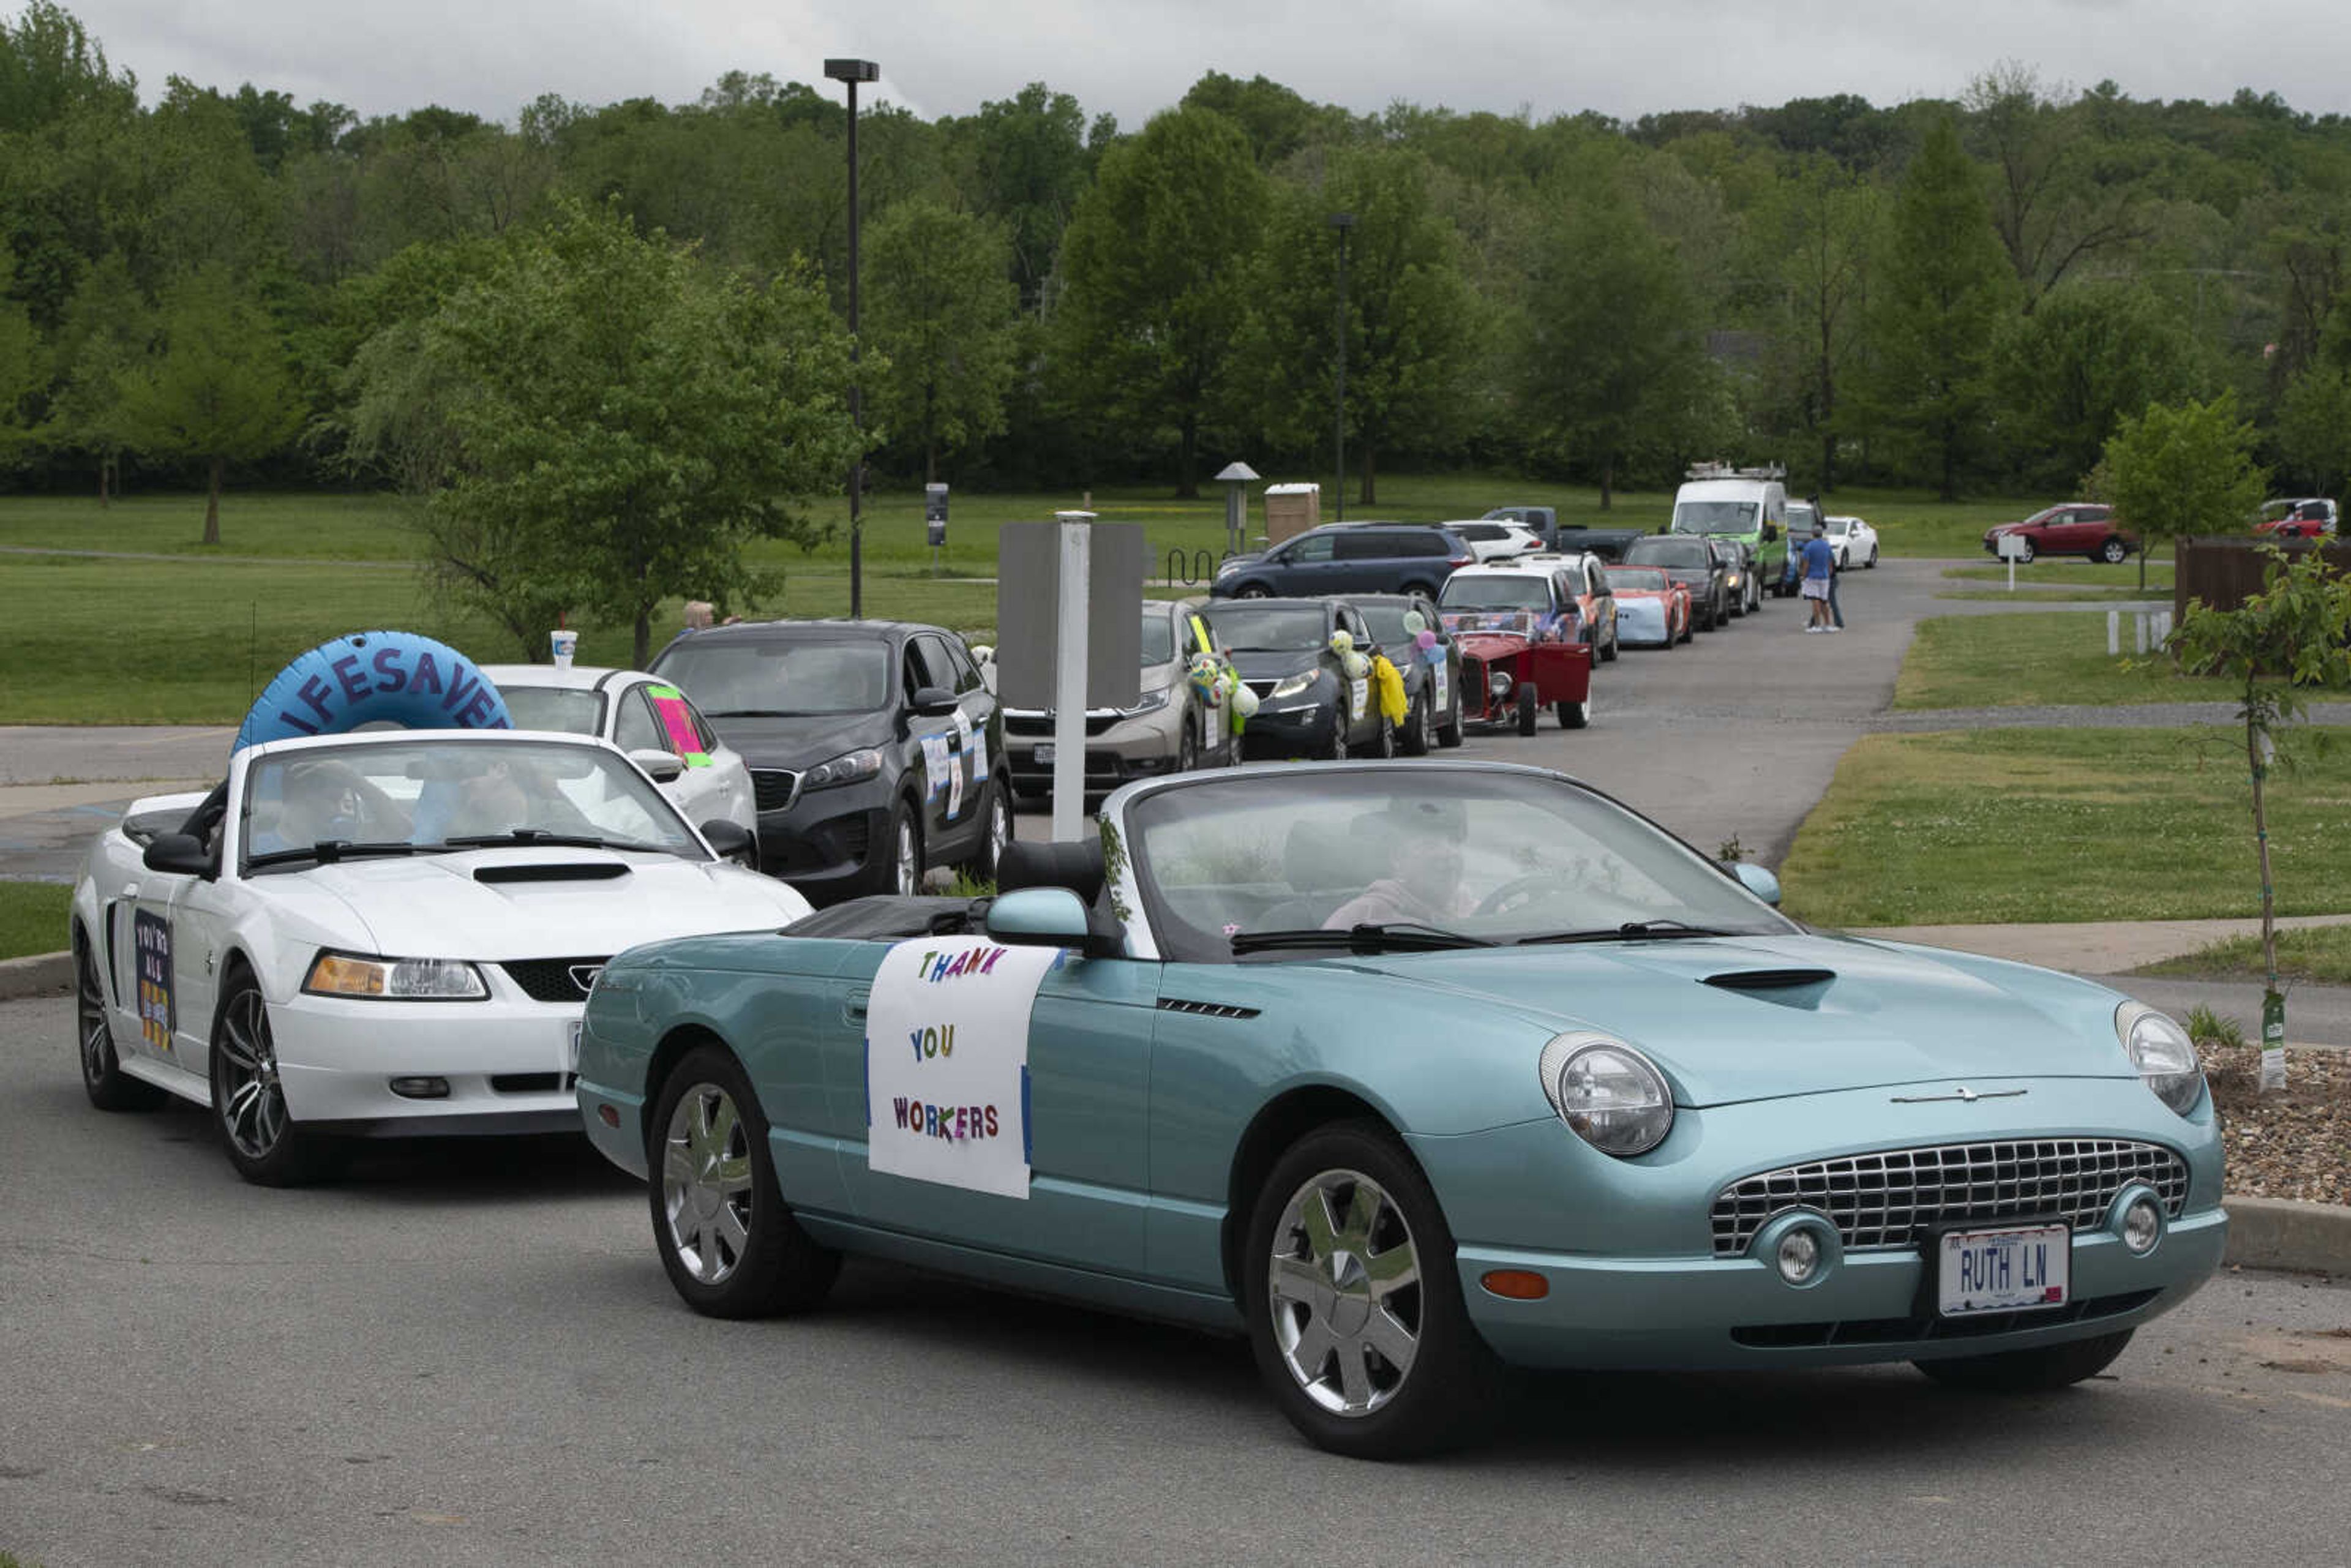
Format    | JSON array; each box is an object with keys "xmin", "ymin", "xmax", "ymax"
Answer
[{"xmin": 576, "ymin": 762, "xmax": 2224, "ymax": 1457}]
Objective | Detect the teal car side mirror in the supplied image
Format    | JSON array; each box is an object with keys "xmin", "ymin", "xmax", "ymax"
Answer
[
  {"xmin": 1732, "ymin": 861, "xmax": 1782, "ymax": 906},
  {"xmin": 985, "ymin": 885, "xmax": 1125, "ymax": 958}
]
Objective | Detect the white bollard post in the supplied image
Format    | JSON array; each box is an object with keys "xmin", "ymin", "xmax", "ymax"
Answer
[
  {"xmin": 2107, "ymin": 610, "xmax": 2120, "ymax": 656},
  {"xmin": 1050, "ymin": 516, "xmax": 1091, "ymax": 843}
]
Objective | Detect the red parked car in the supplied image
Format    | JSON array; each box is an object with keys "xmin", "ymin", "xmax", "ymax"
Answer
[
  {"xmin": 2254, "ymin": 498, "xmax": 2339, "ymax": 539},
  {"xmin": 1982, "ymin": 503, "xmax": 2137, "ymax": 564}
]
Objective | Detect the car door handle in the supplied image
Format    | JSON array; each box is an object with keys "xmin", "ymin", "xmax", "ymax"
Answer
[{"xmin": 844, "ymin": 988, "xmax": 869, "ymax": 1026}]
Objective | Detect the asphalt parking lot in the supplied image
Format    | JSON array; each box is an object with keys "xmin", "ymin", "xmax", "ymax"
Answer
[{"xmin": 2, "ymin": 991, "xmax": 2348, "ymax": 1567}]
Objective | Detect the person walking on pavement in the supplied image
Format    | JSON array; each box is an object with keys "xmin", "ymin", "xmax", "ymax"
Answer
[
  {"xmin": 1808, "ymin": 495, "xmax": 1845, "ymax": 630},
  {"xmin": 1799, "ymin": 521, "xmax": 1839, "ymax": 632}
]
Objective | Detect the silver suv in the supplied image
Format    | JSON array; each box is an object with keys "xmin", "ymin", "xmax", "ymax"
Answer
[{"xmin": 1003, "ymin": 600, "xmax": 1235, "ymax": 798}]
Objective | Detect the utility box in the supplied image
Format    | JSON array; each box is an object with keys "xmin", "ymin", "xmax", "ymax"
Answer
[
  {"xmin": 924, "ymin": 483, "xmax": 948, "ymax": 547},
  {"xmin": 1263, "ymin": 482, "xmax": 1321, "ymax": 544}
]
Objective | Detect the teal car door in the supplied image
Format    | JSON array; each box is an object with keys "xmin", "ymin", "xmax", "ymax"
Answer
[{"xmin": 827, "ymin": 941, "xmax": 1160, "ymax": 1275}]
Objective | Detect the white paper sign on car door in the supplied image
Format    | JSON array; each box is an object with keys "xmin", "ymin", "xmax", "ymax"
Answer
[{"xmin": 865, "ymin": 937, "xmax": 1061, "ymax": 1199}]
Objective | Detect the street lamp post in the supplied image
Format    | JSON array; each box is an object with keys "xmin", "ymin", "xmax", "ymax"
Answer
[
  {"xmin": 1327, "ymin": 212, "xmax": 1354, "ymax": 523},
  {"xmin": 825, "ymin": 58, "xmax": 879, "ymax": 618}
]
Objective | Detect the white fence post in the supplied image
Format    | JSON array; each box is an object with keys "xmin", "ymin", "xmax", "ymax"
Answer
[{"xmin": 2107, "ymin": 610, "xmax": 2120, "ymax": 656}]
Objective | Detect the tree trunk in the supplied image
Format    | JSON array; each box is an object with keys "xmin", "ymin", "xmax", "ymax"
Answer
[
  {"xmin": 1175, "ymin": 409, "xmax": 1199, "ymax": 499},
  {"xmin": 2249, "ymin": 716, "xmax": 2285, "ymax": 1090},
  {"xmin": 1939, "ymin": 431, "xmax": 1956, "ymax": 503},
  {"xmin": 1359, "ymin": 443, "xmax": 1377, "ymax": 506},
  {"xmin": 1599, "ymin": 454, "xmax": 1614, "ymax": 511},
  {"xmin": 201, "ymin": 456, "xmax": 223, "ymax": 545},
  {"xmin": 632, "ymin": 606, "xmax": 651, "ymax": 671},
  {"xmin": 98, "ymin": 455, "xmax": 110, "ymax": 509},
  {"xmin": 923, "ymin": 380, "xmax": 939, "ymax": 486},
  {"xmin": 1820, "ymin": 430, "xmax": 1835, "ymax": 493}
]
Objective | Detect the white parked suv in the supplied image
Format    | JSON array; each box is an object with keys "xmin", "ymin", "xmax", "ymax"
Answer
[
  {"xmin": 1440, "ymin": 519, "xmax": 1547, "ymax": 562},
  {"xmin": 479, "ymin": 664, "xmax": 760, "ymax": 865}
]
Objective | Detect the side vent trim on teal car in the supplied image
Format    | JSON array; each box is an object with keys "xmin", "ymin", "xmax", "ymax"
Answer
[{"xmin": 1158, "ymin": 997, "xmax": 1262, "ymax": 1020}]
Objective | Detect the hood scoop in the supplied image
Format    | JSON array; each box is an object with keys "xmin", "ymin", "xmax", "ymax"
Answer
[
  {"xmin": 473, "ymin": 862, "xmax": 631, "ymax": 884},
  {"xmin": 1701, "ymin": 967, "xmax": 1836, "ymax": 1008}
]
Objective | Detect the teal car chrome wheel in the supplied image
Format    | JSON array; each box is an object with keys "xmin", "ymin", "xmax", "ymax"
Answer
[
  {"xmin": 1269, "ymin": 1166, "xmax": 1422, "ymax": 1416},
  {"xmin": 663, "ymin": 1082, "xmax": 754, "ymax": 1286}
]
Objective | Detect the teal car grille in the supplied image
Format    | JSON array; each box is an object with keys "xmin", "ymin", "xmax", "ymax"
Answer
[{"xmin": 1709, "ymin": 1138, "xmax": 2189, "ymax": 1257}]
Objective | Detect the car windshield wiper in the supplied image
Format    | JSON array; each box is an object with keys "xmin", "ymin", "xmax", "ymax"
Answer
[
  {"xmin": 443, "ymin": 830, "xmax": 613, "ymax": 850},
  {"xmin": 1517, "ymin": 920, "xmax": 1737, "ymax": 945},
  {"xmin": 1231, "ymin": 922, "xmax": 1494, "ymax": 956},
  {"xmin": 246, "ymin": 841, "xmax": 423, "ymax": 869}
]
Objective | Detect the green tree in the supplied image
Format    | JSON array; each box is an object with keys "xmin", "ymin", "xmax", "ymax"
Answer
[
  {"xmin": 1245, "ymin": 146, "xmax": 1482, "ymax": 504},
  {"xmin": 948, "ymin": 82, "xmax": 1092, "ymax": 309},
  {"xmin": 358, "ymin": 200, "xmax": 861, "ymax": 665},
  {"xmin": 0, "ymin": 285, "xmax": 41, "ymax": 463},
  {"xmin": 2098, "ymin": 391, "xmax": 2269, "ymax": 590},
  {"xmin": 37, "ymin": 249, "xmax": 146, "ymax": 498},
  {"xmin": 864, "ymin": 200, "xmax": 1018, "ymax": 483},
  {"xmin": 1865, "ymin": 114, "xmax": 2017, "ymax": 498},
  {"xmin": 1756, "ymin": 154, "xmax": 1876, "ymax": 490},
  {"xmin": 111, "ymin": 267, "xmax": 302, "ymax": 543},
  {"xmin": 1993, "ymin": 280, "xmax": 2198, "ymax": 489},
  {"xmin": 2273, "ymin": 298, "xmax": 2351, "ymax": 493},
  {"xmin": 1963, "ymin": 63, "xmax": 2150, "ymax": 308},
  {"xmin": 1517, "ymin": 169, "xmax": 1704, "ymax": 508},
  {"xmin": 1055, "ymin": 107, "xmax": 1265, "ymax": 497},
  {"xmin": 2167, "ymin": 548, "xmax": 2351, "ymax": 1086}
]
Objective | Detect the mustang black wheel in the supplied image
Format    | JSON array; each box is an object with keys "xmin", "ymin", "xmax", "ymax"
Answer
[
  {"xmin": 1245, "ymin": 1121, "xmax": 1496, "ymax": 1458},
  {"xmin": 211, "ymin": 972, "xmax": 328, "ymax": 1186},
  {"xmin": 651, "ymin": 1045, "xmax": 839, "ymax": 1318},
  {"xmin": 76, "ymin": 930, "xmax": 162, "ymax": 1111},
  {"xmin": 1915, "ymin": 1328, "xmax": 2134, "ymax": 1393}
]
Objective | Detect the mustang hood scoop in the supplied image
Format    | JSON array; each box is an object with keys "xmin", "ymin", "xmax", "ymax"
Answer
[{"xmin": 472, "ymin": 862, "xmax": 631, "ymax": 883}]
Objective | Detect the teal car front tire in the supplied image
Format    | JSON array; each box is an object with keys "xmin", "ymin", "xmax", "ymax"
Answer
[
  {"xmin": 651, "ymin": 1045, "xmax": 839, "ymax": 1318},
  {"xmin": 1245, "ymin": 1121, "xmax": 1498, "ymax": 1458}
]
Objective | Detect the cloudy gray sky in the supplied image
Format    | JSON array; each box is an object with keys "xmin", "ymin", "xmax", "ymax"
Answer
[{"xmin": 58, "ymin": 1, "xmax": 2351, "ymax": 127}]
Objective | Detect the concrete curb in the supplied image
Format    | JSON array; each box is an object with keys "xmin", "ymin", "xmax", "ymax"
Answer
[
  {"xmin": 2222, "ymin": 1196, "xmax": 2351, "ymax": 1277},
  {"xmin": 0, "ymin": 949, "xmax": 71, "ymax": 1000}
]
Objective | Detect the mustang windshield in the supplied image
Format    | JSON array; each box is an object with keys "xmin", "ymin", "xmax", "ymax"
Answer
[
  {"xmin": 240, "ymin": 739, "xmax": 702, "ymax": 868},
  {"xmin": 1127, "ymin": 769, "xmax": 1795, "ymax": 962}
]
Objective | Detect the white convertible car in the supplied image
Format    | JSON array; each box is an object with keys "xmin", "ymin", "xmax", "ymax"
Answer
[{"xmin": 69, "ymin": 729, "xmax": 812, "ymax": 1185}]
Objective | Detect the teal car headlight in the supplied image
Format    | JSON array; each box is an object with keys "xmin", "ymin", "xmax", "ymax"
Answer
[
  {"xmin": 1539, "ymin": 1033, "xmax": 1673, "ymax": 1157},
  {"xmin": 1269, "ymin": 672, "xmax": 1321, "ymax": 700},
  {"xmin": 2117, "ymin": 1001, "xmax": 2203, "ymax": 1116}
]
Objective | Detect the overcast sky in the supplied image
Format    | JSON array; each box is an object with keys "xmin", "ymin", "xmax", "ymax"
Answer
[{"xmin": 56, "ymin": 1, "xmax": 2351, "ymax": 129}]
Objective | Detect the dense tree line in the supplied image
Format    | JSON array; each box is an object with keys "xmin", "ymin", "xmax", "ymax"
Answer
[{"xmin": 7, "ymin": 0, "xmax": 2351, "ymax": 519}]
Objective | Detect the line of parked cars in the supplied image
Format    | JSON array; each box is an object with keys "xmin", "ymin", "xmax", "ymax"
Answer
[{"xmin": 1981, "ymin": 495, "xmax": 2339, "ymax": 563}]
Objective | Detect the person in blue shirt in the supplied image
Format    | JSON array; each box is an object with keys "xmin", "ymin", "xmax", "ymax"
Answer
[{"xmin": 1799, "ymin": 522, "xmax": 1840, "ymax": 633}]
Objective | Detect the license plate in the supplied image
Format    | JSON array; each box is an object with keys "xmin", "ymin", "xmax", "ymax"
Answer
[
  {"xmin": 1937, "ymin": 1222, "xmax": 2069, "ymax": 1316},
  {"xmin": 1033, "ymin": 744, "xmax": 1055, "ymax": 763},
  {"xmin": 565, "ymin": 1021, "xmax": 583, "ymax": 1075}
]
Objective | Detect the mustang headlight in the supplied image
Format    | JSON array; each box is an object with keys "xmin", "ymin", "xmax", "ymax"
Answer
[
  {"xmin": 1269, "ymin": 672, "xmax": 1321, "ymax": 700},
  {"xmin": 2117, "ymin": 1001, "xmax": 2203, "ymax": 1116},
  {"xmin": 1539, "ymin": 1033, "xmax": 1674, "ymax": 1157},
  {"xmin": 802, "ymin": 748, "xmax": 883, "ymax": 790},
  {"xmin": 304, "ymin": 951, "xmax": 488, "ymax": 1000}
]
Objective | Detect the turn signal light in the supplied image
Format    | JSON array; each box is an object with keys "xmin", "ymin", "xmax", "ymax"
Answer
[{"xmin": 1480, "ymin": 1269, "xmax": 1550, "ymax": 1300}]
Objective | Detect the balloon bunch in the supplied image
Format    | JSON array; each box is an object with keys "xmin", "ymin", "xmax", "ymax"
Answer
[
  {"xmin": 1404, "ymin": 609, "xmax": 1444, "ymax": 664},
  {"xmin": 1188, "ymin": 642, "xmax": 1256, "ymax": 734},
  {"xmin": 1328, "ymin": 628, "xmax": 1372, "ymax": 680}
]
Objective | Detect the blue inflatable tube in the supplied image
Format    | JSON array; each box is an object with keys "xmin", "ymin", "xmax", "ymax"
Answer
[{"xmin": 232, "ymin": 630, "xmax": 512, "ymax": 754}]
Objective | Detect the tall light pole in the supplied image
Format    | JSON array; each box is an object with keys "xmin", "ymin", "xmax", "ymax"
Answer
[
  {"xmin": 825, "ymin": 58, "xmax": 879, "ymax": 617},
  {"xmin": 1327, "ymin": 211, "xmax": 1354, "ymax": 523}
]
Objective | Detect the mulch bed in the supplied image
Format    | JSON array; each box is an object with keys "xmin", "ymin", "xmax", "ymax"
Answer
[{"xmin": 2201, "ymin": 1043, "xmax": 2351, "ymax": 1206}]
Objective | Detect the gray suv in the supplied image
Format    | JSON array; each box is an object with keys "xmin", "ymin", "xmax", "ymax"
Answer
[
  {"xmin": 1002, "ymin": 600, "xmax": 1236, "ymax": 799},
  {"xmin": 1210, "ymin": 523, "xmax": 1474, "ymax": 601}
]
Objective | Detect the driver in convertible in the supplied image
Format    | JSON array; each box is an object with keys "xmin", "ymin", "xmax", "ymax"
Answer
[{"xmin": 1322, "ymin": 839, "xmax": 1469, "ymax": 929}]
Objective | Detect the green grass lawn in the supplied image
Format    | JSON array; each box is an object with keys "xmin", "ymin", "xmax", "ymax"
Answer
[
  {"xmin": 2131, "ymin": 925, "xmax": 2351, "ymax": 986},
  {"xmin": 1941, "ymin": 561, "xmax": 2175, "ymax": 589},
  {"xmin": 1891, "ymin": 610, "xmax": 2351, "ymax": 710},
  {"xmin": 0, "ymin": 880, "xmax": 70, "ymax": 961},
  {"xmin": 1777, "ymin": 727, "xmax": 2351, "ymax": 927}
]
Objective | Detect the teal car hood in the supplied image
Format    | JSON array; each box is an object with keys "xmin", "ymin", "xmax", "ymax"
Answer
[{"xmin": 1335, "ymin": 934, "xmax": 2133, "ymax": 1108}]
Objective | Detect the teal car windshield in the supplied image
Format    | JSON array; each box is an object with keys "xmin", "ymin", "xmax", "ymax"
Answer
[
  {"xmin": 1127, "ymin": 769, "xmax": 1796, "ymax": 962},
  {"xmin": 1671, "ymin": 501, "xmax": 1758, "ymax": 534}
]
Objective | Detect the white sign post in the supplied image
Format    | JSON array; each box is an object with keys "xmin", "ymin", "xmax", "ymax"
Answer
[
  {"xmin": 1052, "ymin": 511, "xmax": 1092, "ymax": 842},
  {"xmin": 1998, "ymin": 531, "xmax": 2030, "ymax": 590}
]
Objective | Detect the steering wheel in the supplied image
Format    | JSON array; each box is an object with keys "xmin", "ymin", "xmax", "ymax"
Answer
[{"xmin": 1474, "ymin": 872, "xmax": 1569, "ymax": 918}]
